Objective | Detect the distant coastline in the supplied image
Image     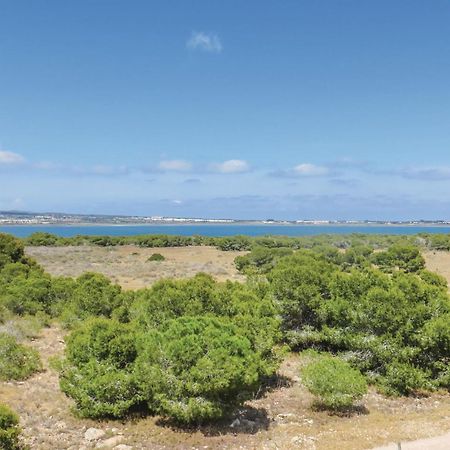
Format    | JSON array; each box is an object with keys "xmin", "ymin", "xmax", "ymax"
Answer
[{"xmin": 2, "ymin": 210, "xmax": 450, "ymax": 227}]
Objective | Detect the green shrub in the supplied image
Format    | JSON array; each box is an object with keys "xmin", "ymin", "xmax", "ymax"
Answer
[
  {"xmin": 147, "ymin": 253, "xmax": 165, "ymax": 262},
  {"xmin": 134, "ymin": 316, "xmax": 273, "ymax": 423},
  {"xmin": 301, "ymin": 352, "xmax": 367, "ymax": 409},
  {"xmin": 59, "ymin": 318, "xmax": 141, "ymax": 418},
  {"xmin": 0, "ymin": 333, "xmax": 41, "ymax": 380},
  {"xmin": 59, "ymin": 273, "xmax": 124, "ymax": 327},
  {"xmin": 234, "ymin": 246, "xmax": 292, "ymax": 274},
  {"xmin": 0, "ymin": 403, "xmax": 22, "ymax": 450},
  {"xmin": 0, "ymin": 234, "xmax": 25, "ymax": 269},
  {"xmin": 60, "ymin": 360, "xmax": 142, "ymax": 418},
  {"xmin": 380, "ymin": 362, "xmax": 433, "ymax": 396},
  {"xmin": 24, "ymin": 232, "xmax": 58, "ymax": 246},
  {"xmin": 373, "ymin": 244, "xmax": 425, "ymax": 273}
]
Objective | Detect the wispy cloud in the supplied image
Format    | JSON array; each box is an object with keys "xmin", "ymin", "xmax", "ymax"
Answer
[
  {"xmin": 158, "ymin": 159, "xmax": 192, "ymax": 172},
  {"xmin": 34, "ymin": 161, "xmax": 129, "ymax": 177},
  {"xmin": 395, "ymin": 166, "xmax": 450, "ymax": 181},
  {"xmin": 211, "ymin": 159, "xmax": 250, "ymax": 174},
  {"xmin": 187, "ymin": 31, "xmax": 222, "ymax": 53},
  {"xmin": 0, "ymin": 150, "xmax": 25, "ymax": 165},
  {"xmin": 271, "ymin": 163, "xmax": 330, "ymax": 178}
]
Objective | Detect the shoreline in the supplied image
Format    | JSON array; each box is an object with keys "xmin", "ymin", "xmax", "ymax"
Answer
[{"xmin": 2, "ymin": 222, "xmax": 450, "ymax": 228}]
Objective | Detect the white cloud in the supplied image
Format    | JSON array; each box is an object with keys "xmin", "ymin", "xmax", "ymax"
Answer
[
  {"xmin": 158, "ymin": 159, "xmax": 192, "ymax": 172},
  {"xmin": 187, "ymin": 32, "xmax": 222, "ymax": 53},
  {"xmin": 0, "ymin": 150, "xmax": 25, "ymax": 165},
  {"xmin": 212, "ymin": 159, "xmax": 250, "ymax": 174},
  {"xmin": 292, "ymin": 163, "xmax": 329, "ymax": 176}
]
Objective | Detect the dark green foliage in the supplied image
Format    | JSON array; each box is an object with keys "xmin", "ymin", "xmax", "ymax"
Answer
[
  {"xmin": 0, "ymin": 333, "xmax": 42, "ymax": 380},
  {"xmin": 60, "ymin": 318, "xmax": 142, "ymax": 418},
  {"xmin": 24, "ymin": 232, "xmax": 58, "ymax": 246},
  {"xmin": 134, "ymin": 316, "xmax": 269, "ymax": 423},
  {"xmin": 373, "ymin": 244, "xmax": 425, "ymax": 273},
  {"xmin": 0, "ymin": 234, "xmax": 26, "ymax": 269},
  {"xmin": 380, "ymin": 362, "xmax": 432, "ymax": 396},
  {"xmin": 60, "ymin": 272, "xmax": 124, "ymax": 327},
  {"xmin": 0, "ymin": 403, "xmax": 22, "ymax": 450},
  {"xmin": 301, "ymin": 352, "xmax": 367, "ymax": 409},
  {"xmin": 234, "ymin": 246, "xmax": 293, "ymax": 274},
  {"xmin": 147, "ymin": 253, "xmax": 165, "ymax": 261},
  {"xmin": 268, "ymin": 251, "xmax": 334, "ymax": 331},
  {"xmin": 270, "ymin": 245, "xmax": 450, "ymax": 396}
]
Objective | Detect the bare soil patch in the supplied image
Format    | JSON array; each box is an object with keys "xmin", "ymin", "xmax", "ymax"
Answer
[
  {"xmin": 25, "ymin": 245, "xmax": 246, "ymax": 289},
  {"xmin": 424, "ymin": 250, "xmax": 450, "ymax": 286}
]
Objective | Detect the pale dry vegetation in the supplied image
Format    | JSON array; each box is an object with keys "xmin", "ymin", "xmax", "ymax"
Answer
[{"xmin": 25, "ymin": 245, "xmax": 246, "ymax": 289}]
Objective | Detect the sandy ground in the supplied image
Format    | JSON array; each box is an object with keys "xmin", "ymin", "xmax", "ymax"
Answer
[
  {"xmin": 371, "ymin": 432, "xmax": 450, "ymax": 450},
  {"xmin": 25, "ymin": 245, "xmax": 246, "ymax": 289},
  {"xmin": 423, "ymin": 251, "xmax": 450, "ymax": 286}
]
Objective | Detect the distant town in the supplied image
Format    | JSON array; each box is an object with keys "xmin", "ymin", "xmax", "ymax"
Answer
[{"xmin": 1, "ymin": 210, "xmax": 450, "ymax": 226}]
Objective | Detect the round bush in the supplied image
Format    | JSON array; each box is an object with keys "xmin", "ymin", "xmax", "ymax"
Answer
[
  {"xmin": 302, "ymin": 352, "xmax": 367, "ymax": 409},
  {"xmin": 60, "ymin": 318, "xmax": 141, "ymax": 418},
  {"xmin": 134, "ymin": 316, "xmax": 271, "ymax": 423},
  {"xmin": 0, "ymin": 333, "xmax": 41, "ymax": 381},
  {"xmin": 0, "ymin": 403, "xmax": 22, "ymax": 450},
  {"xmin": 147, "ymin": 253, "xmax": 165, "ymax": 262}
]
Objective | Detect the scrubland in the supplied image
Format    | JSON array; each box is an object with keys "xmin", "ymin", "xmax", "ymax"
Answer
[{"xmin": 0, "ymin": 232, "xmax": 449, "ymax": 449}]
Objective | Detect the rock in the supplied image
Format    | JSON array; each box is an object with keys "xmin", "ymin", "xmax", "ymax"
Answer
[
  {"xmin": 96, "ymin": 436, "xmax": 124, "ymax": 448},
  {"xmin": 96, "ymin": 435, "xmax": 125, "ymax": 448},
  {"xmin": 55, "ymin": 421, "xmax": 67, "ymax": 430},
  {"xmin": 84, "ymin": 428, "xmax": 106, "ymax": 441},
  {"xmin": 240, "ymin": 418, "xmax": 257, "ymax": 430},
  {"xmin": 229, "ymin": 418, "xmax": 240, "ymax": 428},
  {"xmin": 114, "ymin": 445, "xmax": 133, "ymax": 450}
]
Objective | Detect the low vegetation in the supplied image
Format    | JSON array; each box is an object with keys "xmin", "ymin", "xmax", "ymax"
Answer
[
  {"xmin": 301, "ymin": 351, "xmax": 368, "ymax": 410},
  {"xmin": 0, "ymin": 333, "xmax": 41, "ymax": 381},
  {"xmin": 147, "ymin": 253, "xmax": 165, "ymax": 261},
  {"xmin": 1, "ymin": 231, "xmax": 450, "ymax": 432},
  {"xmin": 0, "ymin": 403, "xmax": 23, "ymax": 450}
]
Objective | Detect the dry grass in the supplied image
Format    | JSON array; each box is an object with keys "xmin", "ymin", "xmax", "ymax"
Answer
[
  {"xmin": 423, "ymin": 250, "xmax": 450, "ymax": 286},
  {"xmin": 25, "ymin": 245, "xmax": 246, "ymax": 289}
]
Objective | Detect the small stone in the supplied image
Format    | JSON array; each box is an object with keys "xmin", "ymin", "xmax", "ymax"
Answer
[
  {"xmin": 229, "ymin": 418, "xmax": 240, "ymax": 428},
  {"xmin": 95, "ymin": 436, "xmax": 123, "ymax": 448},
  {"xmin": 84, "ymin": 428, "xmax": 106, "ymax": 441},
  {"xmin": 55, "ymin": 421, "xmax": 66, "ymax": 430},
  {"xmin": 96, "ymin": 436, "xmax": 124, "ymax": 448}
]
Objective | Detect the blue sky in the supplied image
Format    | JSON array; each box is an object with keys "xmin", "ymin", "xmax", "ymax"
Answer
[{"xmin": 1, "ymin": 0, "xmax": 450, "ymax": 220}]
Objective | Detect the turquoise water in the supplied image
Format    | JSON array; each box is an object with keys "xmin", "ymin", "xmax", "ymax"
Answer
[{"xmin": 1, "ymin": 224, "xmax": 450, "ymax": 238}]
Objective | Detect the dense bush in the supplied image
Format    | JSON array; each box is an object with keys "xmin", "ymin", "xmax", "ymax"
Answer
[
  {"xmin": 60, "ymin": 318, "xmax": 141, "ymax": 418},
  {"xmin": 147, "ymin": 253, "xmax": 165, "ymax": 261},
  {"xmin": 60, "ymin": 314, "xmax": 279, "ymax": 422},
  {"xmin": 0, "ymin": 234, "xmax": 26, "ymax": 269},
  {"xmin": 301, "ymin": 352, "xmax": 367, "ymax": 409},
  {"xmin": 0, "ymin": 333, "xmax": 41, "ymax": 380},
  {"xmin": 0, "ymin": 403, "xmax": 22, "ymax": 450},
  {"xmin": 234, "ymin": 246, "xmax": 293, "ymax": 274},
  {"xmin": 372, "ymin": 244, "xmax": 425, "ymax": 273},
  {"xmin": 134, "ymin": 316, "xmax": 271, "ymax": 423},
  {"xmin": 59, "ymin": 273, "xmax": 126, "ymax": 327},
  {"xmin": 269, "ymin": 245, "xmax": 450, "ymax": 395}
]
